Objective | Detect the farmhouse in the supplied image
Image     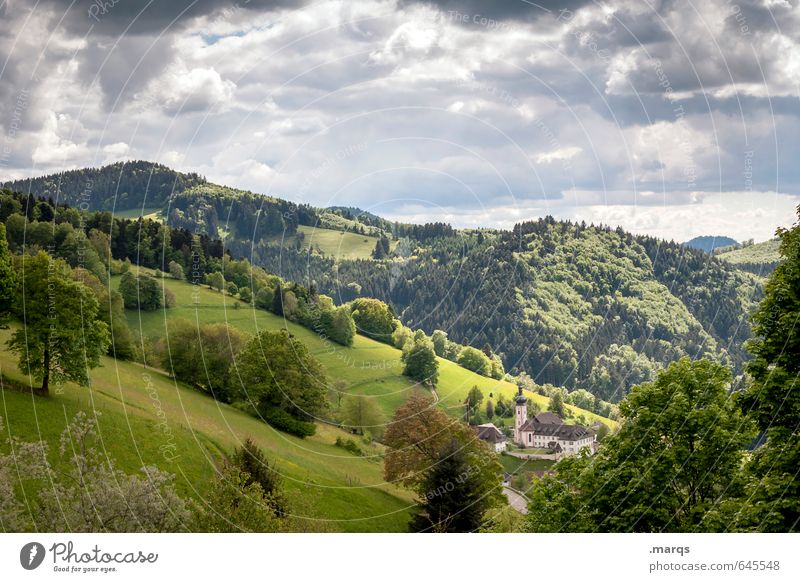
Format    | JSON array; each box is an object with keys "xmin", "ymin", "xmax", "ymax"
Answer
[
  {"xmin": 513, "ymin": 387, "xmax": 594, "ymax": 456},
  {"xmin": 472, "ymin": 423, "xmax": 507, "ymax": 452}
]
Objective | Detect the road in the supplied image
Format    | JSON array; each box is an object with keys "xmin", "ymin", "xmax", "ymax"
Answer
[{"xmin": 503, "ymin": 486, "xmax": 529, "ymax": 515}]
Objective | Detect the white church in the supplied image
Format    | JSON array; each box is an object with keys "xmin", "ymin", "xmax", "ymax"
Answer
[{"xmin": 513, "ymin": 386, "xmax": 595, "ymax": 456}]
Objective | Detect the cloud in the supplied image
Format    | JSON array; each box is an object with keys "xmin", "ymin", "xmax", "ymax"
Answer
[{"xmin": 1, "ymin": 0, "xmax": 798, "ymax": 243}]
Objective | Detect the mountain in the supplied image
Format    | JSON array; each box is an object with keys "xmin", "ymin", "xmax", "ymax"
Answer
[
  {"xmin": 3, "ymin": 162, "xmax": 762, "ymax": 402},
  {"xmin": 684, "ymin": 235, "xmax": 738, "ymax": 253}
]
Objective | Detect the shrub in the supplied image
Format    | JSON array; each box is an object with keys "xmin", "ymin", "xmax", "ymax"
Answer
[{"xmin": 259, "ymin": 406, "xmax": 316, "ymax": 438}]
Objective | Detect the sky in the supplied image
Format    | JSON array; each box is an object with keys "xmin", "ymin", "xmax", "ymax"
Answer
[{"xmin": 1, "ymin": 0, "xmax": 799, "ymax": 242}]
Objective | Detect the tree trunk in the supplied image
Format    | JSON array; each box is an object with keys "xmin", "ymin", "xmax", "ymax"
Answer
[{"xmin": 41, "ymin": 344, "xmax": 50, "ymax": 395}]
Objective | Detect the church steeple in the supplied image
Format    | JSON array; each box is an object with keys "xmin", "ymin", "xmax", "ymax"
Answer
[{"xmin": 514, "ymin": 385, "xmax": 528, "ymax": 444}]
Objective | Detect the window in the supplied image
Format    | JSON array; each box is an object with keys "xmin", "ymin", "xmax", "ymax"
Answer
[{"xmin": 528, "ymin": 434, "xmax": 532, "ymax": 443}]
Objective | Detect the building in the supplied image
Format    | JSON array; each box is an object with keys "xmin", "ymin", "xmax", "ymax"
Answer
[
  {"xmin": 513, "ymin": 386, "xmax": 594, "ymax": 456},
  {"xmin": 472, "ymin": 423, "xmax": 507, "ymax": 452}
]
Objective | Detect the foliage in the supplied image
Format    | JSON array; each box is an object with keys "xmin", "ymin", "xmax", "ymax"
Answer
[
  {"xmin": 119, "ymin": 271, "xmax": 172, "ymax": 311},
  {"xmin": 401, "ymin": 334, "xmax": 439, "ymax": 385},
  {"xmin": 547, "ymin": 391, "xmax": 566, "ymax": 417},
  {"xmin": 457, "ymin": 346, "xmax": 492, "ymax": 376},
  {"xmin": 0, "ymin": 413, "xmax": 190, "ymax": 532},
  {"xmin": 235, "ymin": 330, "xmax": 329, "ymax": 433},
  {"xmin": 7, "ymin": 252, "xmax": 110, "ymax": 393},
  {"xmin": 231, "ymin": 437, "xmax": 288, "ymax": 517},
  {"xmin": 159, "ymin": 318, "xmax": 246, "ymax": 402},
  {"xmin": 732, "ymin": 210, "xmax": 800, "ymax": 532},
  {"xmin": 0, "ymin": 224, "xmax": 16, "ymax": 327},
  {"xmin": 384, "ymin": 394, "xmax": 505, "ymax": 529},
  {"xmin": 410, "ymin": 439, "xmax": 497, "ymax": 532},
  {"xmin": 340, "ymin": 394, "xmax": 384, "ymax": 438},
  {"xmin": 350, "ymin": 297, "xmax": 396, "ymax": 343},
  {"xmin": 191, "ymin": 466, "xmax": 283, "ymax": 532},
  {"xmin": 526, "ymin": 358, "xmax": 754, "ymax": 532}
]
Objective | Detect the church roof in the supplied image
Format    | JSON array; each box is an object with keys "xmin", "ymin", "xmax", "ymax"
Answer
[
  {"xmin": 472, "ymin": 423, "xmax": 506, "ymax": 444},
  {"xmin": 519, "ymin": 418, "xmax": 591, "ymax": 441}
]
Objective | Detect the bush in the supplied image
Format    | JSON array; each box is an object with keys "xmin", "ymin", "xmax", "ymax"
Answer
[
  {"xmin": 259, "ymin": 406, "xmax": 317, "ymax": 438},
  {"xmin": 335, "ymin": 437, "xmax": 363, "ymax": 456}
]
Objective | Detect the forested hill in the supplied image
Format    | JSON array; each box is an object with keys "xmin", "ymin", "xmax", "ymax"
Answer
[
  {"xmin": 250, "ymin": 219, "xmax": 760, "ymax": 402},
  {"xmin": 4, "ymin": 162, "xmax": 762, "ymax": 402},
  {"xmin": 2, "ymin": 161, "xmax": 205, "ymax": 212}
]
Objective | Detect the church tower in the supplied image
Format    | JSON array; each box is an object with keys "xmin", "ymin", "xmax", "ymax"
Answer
[{"xmin": 514, "ymin": 385, "xmax": 528, "ymax": 444}]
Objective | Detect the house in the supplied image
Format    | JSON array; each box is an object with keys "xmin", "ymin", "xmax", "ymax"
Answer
[
  {"xmin": 472, "ymin": 423, "xmax": 507, "ymax": 452},
  {"xmin": 512, "ymin": 387, "xmax": 594, "ymax": 456}
]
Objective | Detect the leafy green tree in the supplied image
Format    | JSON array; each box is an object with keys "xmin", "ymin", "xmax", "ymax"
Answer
[
  {"xmin": 119, "ymin": 271, "xmax": 167, "ymax": 311},
  {"xmin": 547, "ymin": 391, "xmax": 566, "ymax": 418},
  {"xmin": 464, "ymin": 386, "xmax": 484, "ymax": 418},
  {"xmin": 254, "ymin": 286, "xmax": 274, "ymax": 310},
  {"xmin": 350, "ymin": 297, "xmax": 396, "ymax": 343},
  {"xmin": 238, "ymin": 286, "xmax": 253, "ymax": 303},
  {"xmin": 207, "ymin": 271, "xmax": 225, "ymax": 292},
  {"xmin": 236, "ymin": 330, "xmax": 329, "ymax": 426},
  {"xmin": 734, "ymin": 211, "xmax": 800, "ymax": 532},
  {"xmin": 411, "ymin": 439, "xmax": 496, "ymax": 532},
  {"xmin": 457, "ymin": 346, "xmax": 491, "ymax": 376},
  {"xmin": 384, "ymin": 394, "xmax": 505, "ymax": 529},
  {"xmin": 7, "ymin": 253, "xmax": 110, "ymax": 394},
  {"xmin": 271, "ymin": 282, "xmax": 283, "ymax": 314},
  {"xmin": 168, "ymin": 260, "xmax": 184, "ymax": 279},
  {"xmin": 0, "ymin": 224, "xmax": 16, "ymax": 327},
  {"xmin": 431, "ymin": 329, "xmax": 448, "ymax": 357},
  {"xmin": 485, "ymin": 399, "xmax": 494, "ymax": 420},
  {"xmin": 526, "ymin": 358, "xmax": 754, "ymax": 532},
  {"xmin": 340, "ymin": 394, "xmax": 384, "ymax": 438},
  {"xmin": 401, "ymin": 335, "xmax": 439, "ymax": 386},
  {"xmin": 162, "ymin": 319, "xmax": 246, "ymax": 402}
]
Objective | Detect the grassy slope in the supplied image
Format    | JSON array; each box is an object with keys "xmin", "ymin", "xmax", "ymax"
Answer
[
  {"xmin": 113, "ymin": 207, "xmax": 164, "ymax": 221},
  {"xmin": 124, "ymin": 270, "xmax": 616, "ymax": 429},
  {"xmin": 297, "ymin": 225, "xmax": 379, "ymax": 261},
  {"xmin": 717, "ymin": 238, "xmax": 780, "ymax": 265},
  {"xmin": 0, "ymin": 325, "xmax": 414, "ymax": 532}
]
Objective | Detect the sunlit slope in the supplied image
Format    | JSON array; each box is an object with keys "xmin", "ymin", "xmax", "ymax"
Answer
[
  {"xmin": 121, "ymin": 271, "xmax": 615, "ymax": 429},
  {"xmin": 0, "ymin": 328, "xmax": 414, "ymax": 532}
]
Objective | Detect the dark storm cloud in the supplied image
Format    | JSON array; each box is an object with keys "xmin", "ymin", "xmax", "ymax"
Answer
[
  {"xmin": 399, "ymin": 0, "xmax": 594, "ymax": 22},
  {"xmin": 41, "ymin": 0, "xmax": 309, "ymax": 36}
]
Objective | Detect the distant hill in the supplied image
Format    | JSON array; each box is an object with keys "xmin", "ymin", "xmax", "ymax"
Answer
[
  {"xmin": 684, "ymin": 235, "xmax": 739, "ymax": 253},
  {"xmin": 716, "ymin": 238, "xmax": 781, "ymax": 276}
]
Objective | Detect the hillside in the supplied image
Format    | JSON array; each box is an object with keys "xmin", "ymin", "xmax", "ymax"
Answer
[
  {"xmin": 3, "ymin": 162, "xmax": 761, "ymax": 403},
  {"xmin": 0, "ymin": 326, "xmax": 414, "ymax": 532},
  {"xmin": 119, "ymin": 268, "xmax": 615, "ymax": 429},
  {"xmin": 684, "ymin": 235, "xmax": 738, "ymax": 252},
  {"xmin": 716, "ymin": 238, "xmax": 781, "ymax": 276}
]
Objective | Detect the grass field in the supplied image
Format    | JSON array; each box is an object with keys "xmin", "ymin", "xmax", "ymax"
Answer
[
  {"xmin": 0, "ymin": 324, "xmax": 415, "ymax": 532},
  {"xmin": 112, "ymin": 207, "xmax": 164, "ymax": 221},
  {"xmin": 717, "ymin": 238, "xmax": 780, "ymax": 265}
]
